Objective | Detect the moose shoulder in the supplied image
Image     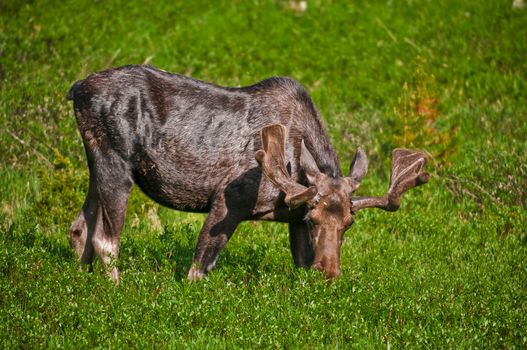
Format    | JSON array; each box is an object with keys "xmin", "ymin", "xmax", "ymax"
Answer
[{"xmin": 68, "ymin": 65, "xmax": 429, "ymax": 282}]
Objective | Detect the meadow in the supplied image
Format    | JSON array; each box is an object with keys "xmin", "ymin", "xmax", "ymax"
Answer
[{"xmin": 1, "ymin": 0, "xmax": 526, "ymax": 348}]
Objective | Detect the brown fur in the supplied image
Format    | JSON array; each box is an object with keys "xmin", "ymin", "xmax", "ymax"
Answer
[{"xmin": 67, "ymin": 65, "xmax": 429, "ymax": 281}]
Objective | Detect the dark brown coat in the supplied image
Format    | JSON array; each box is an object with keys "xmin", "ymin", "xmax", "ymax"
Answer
[{"xmin": 68, "ymin": 65, "xmax": 429, "ymax": 281}]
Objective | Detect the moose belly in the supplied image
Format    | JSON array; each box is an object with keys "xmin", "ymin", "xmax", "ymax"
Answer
[{"xmin": 131, "ymin": 150, "xmax": 217, "ymax": 213}]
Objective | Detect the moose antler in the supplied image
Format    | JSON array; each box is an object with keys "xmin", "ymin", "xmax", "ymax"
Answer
[
  {"xmin": 255, "ymin": 124, "xmax": 318, "ymax": 208},
  {"xmin": 351, "ymin": 148, "xmax": 430, "ymax": 212}
]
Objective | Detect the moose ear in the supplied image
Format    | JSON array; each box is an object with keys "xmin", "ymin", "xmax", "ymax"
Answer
[
  {"xmin": 300, "ymin": 140, "xmax": 322, "ymax": 185},
  {"xmin": 347, "ymin": 147, "xmax": 368, "ymax": 190}
]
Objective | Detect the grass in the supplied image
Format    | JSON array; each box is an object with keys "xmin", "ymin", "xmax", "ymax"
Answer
[{"xmin": 1, "ymin": 0, "xmax": 526, "ymax": 348}]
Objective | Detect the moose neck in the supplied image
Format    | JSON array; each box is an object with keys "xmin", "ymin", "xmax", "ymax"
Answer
[{"xmin": 300, "ymin": 116, "xmax": 342, "ymax": 179}]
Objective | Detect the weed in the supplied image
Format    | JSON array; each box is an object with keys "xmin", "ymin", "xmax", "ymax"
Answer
[{"xmin": 391, "ymin": 58, "xmax": 458, "ymax": 169}]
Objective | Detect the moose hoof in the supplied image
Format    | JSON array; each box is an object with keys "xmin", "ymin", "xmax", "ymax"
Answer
[
  {"xmin": 109, "ymin": 267, "xmax": 120, "ymax": 284},
  {"xmin": 187, "ymin": 265, "xmax": 205, "ymax": 281}
]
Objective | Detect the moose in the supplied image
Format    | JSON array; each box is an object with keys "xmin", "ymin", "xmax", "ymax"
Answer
[{"xmin": 68, "ymin": 65, "xmax": 429, "ymax": 282}]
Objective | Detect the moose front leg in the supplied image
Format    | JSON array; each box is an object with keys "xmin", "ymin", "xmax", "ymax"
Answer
[
  {"xmin": 188, "ymin": 205, "xmax": 240, "ymax": 281},
  {"xmin": 289, "ymin": 222, "xmax": 314, "ymax": 268}
]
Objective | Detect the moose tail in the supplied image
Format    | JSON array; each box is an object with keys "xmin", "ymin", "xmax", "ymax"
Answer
[{"xmin": 66, "ymin": 80, "xmax": 84, "ymax": 101}]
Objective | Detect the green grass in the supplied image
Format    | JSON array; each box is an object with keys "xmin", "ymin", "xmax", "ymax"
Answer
[{"xmin": 1, "ymin": 0, "xmax": 526, "ymax": 348}]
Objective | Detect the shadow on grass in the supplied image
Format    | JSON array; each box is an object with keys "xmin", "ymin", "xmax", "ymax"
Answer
[
  {"xmin": 165, "ymin": 234, "xmax": 275, "ymax": 281},
  {"xmin": 155, "ymin": 220, "xmax": 282, "ymax": 281},
  {"xmin": 14, "ymin": 218, "xmax": 288, "ymax": 282},
  {"xmin": 5, "ymin": 221, "xmax": 75, "ymax": 261}
]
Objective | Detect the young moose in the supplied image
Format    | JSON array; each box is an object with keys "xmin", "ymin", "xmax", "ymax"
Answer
[{"xmin": 68, "ymin": 65, "xmax": 429, "ymax": 282}]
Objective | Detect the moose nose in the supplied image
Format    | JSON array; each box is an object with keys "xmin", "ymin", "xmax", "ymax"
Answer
[{"xmin": 313, "ymin": 258, "xmax": 341, "ymax": 279}]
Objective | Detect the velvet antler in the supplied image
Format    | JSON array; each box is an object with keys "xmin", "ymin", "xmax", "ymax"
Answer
[
  {"xmin": 255, "ymin": 124, "xmax": 318, "ymax": 208},
  {"xmin": 351, "ymin": 148, "xmax": 430, "ymax": 212}
]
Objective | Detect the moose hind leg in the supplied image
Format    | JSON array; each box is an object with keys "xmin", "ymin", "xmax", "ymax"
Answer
[
  {"xmin": 90, "ymin": 154, "xmax": 133, "ymax": 283},
  {"xmin": 70, "ymin": 178, "xmax": 98, "ymax": 269}
]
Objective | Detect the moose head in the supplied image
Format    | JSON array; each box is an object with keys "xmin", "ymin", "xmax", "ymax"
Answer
[{"xmin": 256, "ymin": 124, "xmax": 430, "ymax": 279}]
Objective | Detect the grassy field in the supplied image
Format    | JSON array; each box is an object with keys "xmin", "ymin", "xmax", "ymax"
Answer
[{"xmin": 1, "ymin": 0, "xmax": 526, "ymax": 348}]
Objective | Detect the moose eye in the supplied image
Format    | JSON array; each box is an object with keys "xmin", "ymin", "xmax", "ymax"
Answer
[{"xmin": 305, "ymin": 210, "xmax": 323, "ymax": 226}]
